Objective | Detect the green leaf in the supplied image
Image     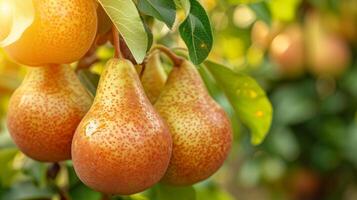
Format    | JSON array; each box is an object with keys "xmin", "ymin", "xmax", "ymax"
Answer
[
  {"xmin": 0, "ymin": 148, "xmax": 18, "ymax": 186},
  {"xmin": 179, "ymin": 0, "xmax": 213, "ymax": 64},
  {"xmin": 0, "ymin": 181, "xmax": 54, "ymax": 200},
  {"xmin": 98, "ymin": 0, "xmax": 149, "ymax": 63},
  {"xmin": 148, "ymin": 184, "xmax": 196, "ymax": 200},
  {"xmin": 22, "ymin": 160, "xmax": 48, "ymax": 187},
  {"xmin": 138, "ymin": 0, "xmax": 176, "ymax": 28},
  {"xmin": 69, "ymin": 183, "xmax": 101, "ymax": 200},
  {"xmin": 77, "ymin": 69, "xmax": 100, "ymax": 96},
  {"xmin": 66, "ymin": 162, "xmax": 81, "ymax": 188},
  {"xmin": 205, "ymin": 61, "xmax": 273, "ymax": 145}
]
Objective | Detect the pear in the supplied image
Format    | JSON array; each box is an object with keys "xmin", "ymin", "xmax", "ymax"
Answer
[
  {"xmin": 72, "ymin": 58, "xmax": 172, "ymax": 195},
  {"xmin": 7, "ymin": 65, "xmax": 93, "ymax": 162},
  {"xmin": 155, "ymin": 60, "xmax": 232, "ymax": 186},
  {"xmin": 141, "ymin": 51, "xmax": 168, "ymax": 103}
]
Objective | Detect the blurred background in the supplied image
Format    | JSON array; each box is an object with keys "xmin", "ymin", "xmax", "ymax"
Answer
[{"xmin": 1, "ymin": 0, "xmax": 357, "ymax": 199}]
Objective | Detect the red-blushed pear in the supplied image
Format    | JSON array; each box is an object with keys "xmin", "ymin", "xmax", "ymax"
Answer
[
  {"xmin": 7, "ymin": 65, "xmax": 93, "ymax": 162},
  {"xmin": 72, "ymin": 58, "xmax": 172, "ymax": 195},
  {"xmin": 155, "ymin": 59, "xmax": 232, "ymax": 186}
]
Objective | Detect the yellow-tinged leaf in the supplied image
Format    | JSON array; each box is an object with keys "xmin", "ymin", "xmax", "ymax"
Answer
[
  {"xmin": 0, "ymin": 0, "xmax": 34, "ymax": 47},
  {"xmin": 205, "ymin": 61, "xmax": 273, "ymax": 145}
]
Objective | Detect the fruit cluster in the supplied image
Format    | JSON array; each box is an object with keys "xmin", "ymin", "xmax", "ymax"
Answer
[{"xmin": 3, "ymin": 0, "xmax": 232, "ymax": 195}]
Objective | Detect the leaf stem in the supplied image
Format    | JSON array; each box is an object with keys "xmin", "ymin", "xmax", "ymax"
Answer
[
  {"xmin": 112, "ymin": 25, "xmax": 122, "ymax": 59},
  {"xmin": 151, "ymin": 45, "xmax": 184, "ymax": 67}
]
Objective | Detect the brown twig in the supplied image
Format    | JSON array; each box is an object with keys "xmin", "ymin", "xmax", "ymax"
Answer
[
  {"xmin": 112, "ymin": 25, "xmax": 122, "ymax": 59},
  {"xmin": 140, "ymin": 63, "xmax": 146, "ymax": 79},
  {"xmin": 151, "ymin": 45, "xmax": 184, "ymax": 66},
  {"xmin": 46, "ymin": 163, "xmax": 70, "ymax": 200},
  {"xmin": 47, "ymin": 162, "xmax": 61, "ymax": 180}
]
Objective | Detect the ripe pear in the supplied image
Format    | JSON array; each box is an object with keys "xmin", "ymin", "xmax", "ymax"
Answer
[
  {"xmin": 7, "ymin": 65, "xmax": 93, "ymax": 162},
  {"xmin": 155, "ymin": 60, "xmax": 232, "ymax": 186},
  {"xmin": 72, "ymin": 58, "xmax": 172, "ymax": 195},
  {"xmin": 141, "ymin": 51, "xmax": 168, "ymax": 103}
]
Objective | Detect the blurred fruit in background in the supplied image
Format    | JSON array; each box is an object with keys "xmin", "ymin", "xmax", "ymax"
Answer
[
  {"xmin": 305, "ymin": 11, "xmax": 351, "ymax": 77},
  {"xmin": 251, "ymin": 21, "xmax": 282, "ymax": 50},
  {"xmin": 269, "ymin": 24, "xmax": 305, "ymax": 78}
]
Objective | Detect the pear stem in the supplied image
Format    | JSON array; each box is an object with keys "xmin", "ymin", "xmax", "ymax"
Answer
[
  {"xmin": 112, "ymin": 25, "xmax": 122, "ymax": 59},
  {"xmin": 152, "ymin": 45, "xmax": 184, "ymax": 67}
]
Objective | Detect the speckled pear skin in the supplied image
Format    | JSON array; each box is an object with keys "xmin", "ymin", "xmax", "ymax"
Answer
[
  {"xmin": 7, "ymin": 65, "xmax": 93, "ymax": 162},
  {"xmin": 71, "ymin": 59, "xmax": 172, "ymax": 195},
  {"xmin": 155, "ymin": 60, "xmax": 233, "ymax": 186},
  {"xmin": 141, "ymin": 51, "xmax": 168, "ymax": 103}
]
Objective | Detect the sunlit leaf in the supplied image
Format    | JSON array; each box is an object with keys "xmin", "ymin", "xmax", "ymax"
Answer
[
  {"xmin": 179, "ymin": 0, "xmax": 213, "ymax": 64},
  {"xmin": 0, "ymin": 0, "xmax": 35, "ymax": 47},
  {"xmin": 205, "ymin": 61, "xmax": 272, "ymax": 145},
  {"xmin": 98, "ymin": 0, "xmax": 149, "ymax": 63},
  {"xmin": 138, "ymin": 0, "xmax": 176, "ymax": 28}
]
